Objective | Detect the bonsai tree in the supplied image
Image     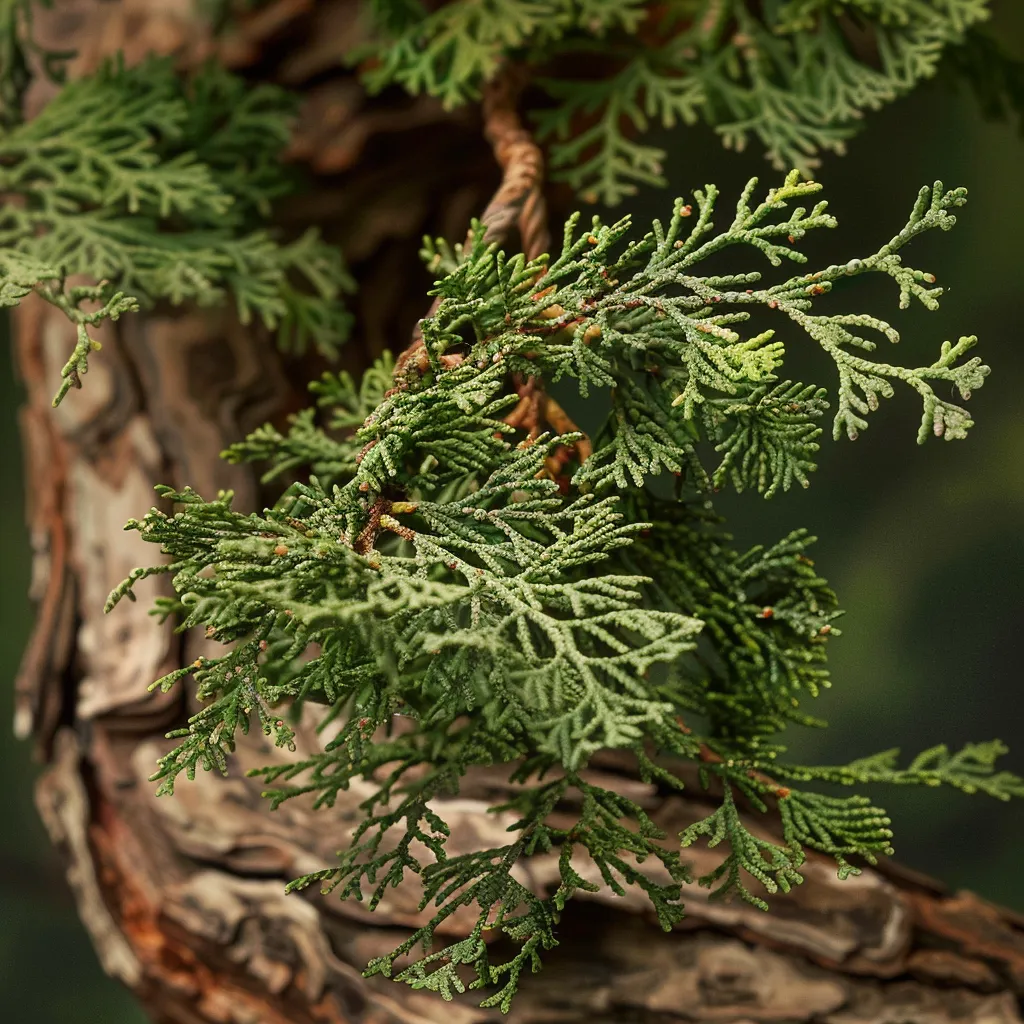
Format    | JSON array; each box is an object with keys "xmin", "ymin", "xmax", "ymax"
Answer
[{"xmin": 7, "ymin": 1, "xmax": 1024, "ymax": 1021}]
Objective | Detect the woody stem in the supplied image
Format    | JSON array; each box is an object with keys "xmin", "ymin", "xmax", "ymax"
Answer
[{"xmin": 394, "ymin": 64, "xmax": 550, "ymax": 383}]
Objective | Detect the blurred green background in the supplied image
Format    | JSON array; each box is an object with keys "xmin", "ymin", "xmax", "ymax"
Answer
[{"xmin": 2, "ymin": 9, "xmax": 1023, "ymax": 1022}]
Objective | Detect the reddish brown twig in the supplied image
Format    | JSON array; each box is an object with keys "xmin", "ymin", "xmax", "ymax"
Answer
[
  {"xmin": 389, "ymin": 66, "xmax": 591, "ymax": 487},
  {"xmin": 504, "ymin": 375, "xmax": 545, "ymax": 440},
  {"xmin": 502, "ymin": 376, "xmax": 591, "ymax": 484},
  {"xmin": 674, "ymin": 717, "xmax": 791, "ymax": 799},
  {"xmin": 354, "ymin": 497, "xmax": 389, "ymax": 554},
  {"xmin": 477, "ymin": 65, "xmax": 549, "ymax": 263},
  {"xmin": 700, "ymin": 744, "xmax": 791, "ymax": 799},
  {"xmin": 543, "ymin": 394, "xmax": 592, "ymax": 459},
  {"xmin": 394, "ymin": 64, "xmax": 550, "ymax": 385},
  {"xmin": 541, "ymin": 392, "xmax": 592, "ymax": 482}
]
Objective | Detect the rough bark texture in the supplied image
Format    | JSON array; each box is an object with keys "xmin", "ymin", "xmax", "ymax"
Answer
[{"xmin": 11, "ymin": 3, "xmax": 1024, "ymax": 1022}]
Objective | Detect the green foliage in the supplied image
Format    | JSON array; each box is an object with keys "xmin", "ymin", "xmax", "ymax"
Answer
[
  {"xmin": 412, "ymin": 172, "xmax": 986, "ymax": 453},
  {"xmin": 358, "ymin": 0, "xmax": 648, "ymax": 108},
  {"xmin": 356, "ymin": 0, "xmax": 998, "ymax": 203},
  {"xmin": 0, "ymin": 39, "xmax": 353, "ymax": 405},
  {"xmin": 1, "ymin": 0, "xmax": 1017, "ymax": 1012},
  {"xmin": 106, "ymin": 174, "xmax": 1019, "ymax": 1009}
]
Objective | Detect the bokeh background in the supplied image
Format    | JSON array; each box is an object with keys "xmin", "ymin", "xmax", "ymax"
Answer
[{"xmin": 2, "ymin": 8, "xmax": 1023, "ymax": 1021}]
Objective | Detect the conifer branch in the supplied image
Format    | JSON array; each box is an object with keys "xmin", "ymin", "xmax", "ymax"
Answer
[
  {"xmin": 401, "ymin": 64, "xmax": 595, "ymax": 470},
  {"xmin": 7, "ymin": 1, "xmax": 1023, "ymax": 1015},
  {"xmin": 0, "ymin": 40, "xmax": 353, "ymax": 405},
  {"xmin": 105, "ymin": 171, "xmax": 1020, "ymax": 1008},
  {"xmin": 357, "ymin": 0, "xmax": 1001, "ymax": 205}
]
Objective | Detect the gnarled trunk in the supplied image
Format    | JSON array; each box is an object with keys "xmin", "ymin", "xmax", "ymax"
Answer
[{"xmin": 12, "ymin": 3, "xmax": 1024, "ymax": 1021}]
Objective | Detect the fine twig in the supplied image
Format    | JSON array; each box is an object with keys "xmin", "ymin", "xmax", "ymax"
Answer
[
  {"xmin": 394, "ymin": 65, "xmax": 550, "ymax": 383},
  {"xmin": 477, "ymin": 65, "xmax": 550, "ymax": 262},
  {"xmin": 676, "ymin": 717, "xmax": 791, "ymax": 800},
  {"xmin": 390, "ymin": 65, "xmax": 590, "ymax": 480}
]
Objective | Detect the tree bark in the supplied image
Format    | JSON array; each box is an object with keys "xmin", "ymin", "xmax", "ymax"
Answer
[{"xmin": 11, "ymin": 3, "xmax": 1024, "ymax": 1022}]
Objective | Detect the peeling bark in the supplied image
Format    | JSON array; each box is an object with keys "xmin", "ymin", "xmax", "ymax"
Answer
[{"xmin": 11, "ymin": 2, "xmax": 1024, "ymax": 1022}]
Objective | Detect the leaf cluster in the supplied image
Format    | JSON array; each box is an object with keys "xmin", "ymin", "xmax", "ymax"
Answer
[
  {"xmin": 0, "ymin": 1, "xmax": 1014, "ymax": 1011},
  {"xmin": 357, "ymin": 0, "xmax": 999, "ymax": 204},
  {"xmin": 105, "ymin": 174, "xmax": 1019, "ymax": 1008},
  {"xmin": 0, "ymin": 41, "xmax": 353, "ymax": 404}
]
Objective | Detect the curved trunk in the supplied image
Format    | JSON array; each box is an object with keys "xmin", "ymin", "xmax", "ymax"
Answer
[{"xmin": 12, "ymin": 3, "xmax": 1024, "ymax": 1022}]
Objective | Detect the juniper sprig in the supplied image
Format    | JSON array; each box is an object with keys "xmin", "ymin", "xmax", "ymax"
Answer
[
  {"xmin": 103, "ymin": 172, "xmax": 1020, "ymax": 1009},
  {"xmin": 0, "ymin": 27, "xmax": 353, "ymax": 405},
  {"xmin": 357, "ymin": 0, "xmax": 998, "ymax": 204},
  {"xmin": 0, "ymin": 0, "xmax": 1018, "ymax": 1014}
]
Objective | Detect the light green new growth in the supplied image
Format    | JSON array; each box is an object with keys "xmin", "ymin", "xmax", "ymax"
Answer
[
  {"xmin": 0, "ymin": 10, "xmax": 353, "ymax": 405},
  {"xmin": 358, "ymin": 0, "xmax": 993, "ymax": 203},
  {"xmin": 104, "ymin": 174, "xmax": 1019, "ymax": 1010}
]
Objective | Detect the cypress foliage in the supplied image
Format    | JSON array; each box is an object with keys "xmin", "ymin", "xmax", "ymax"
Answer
[
  {"xmin": 105, "ymin": 176, "xmax": 1019, "ymax": 1008},
  {"xmin": 4, "ymin": 0, "xmax": 1021, "ymax": 1011},
  {"xmin": 0, "ymin": 2, "xmax": 352, "ymax": 406},
  {"xmin": 359, "ymin": 0, "xmax": 996, "ymax": 203}
]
